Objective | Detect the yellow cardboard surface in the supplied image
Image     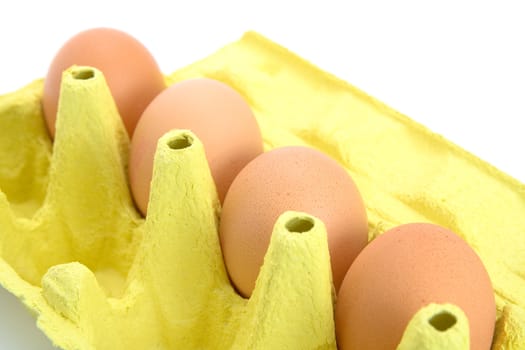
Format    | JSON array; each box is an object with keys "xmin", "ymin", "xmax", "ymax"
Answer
[{"xmin": 0, "ymin": 31, "xmax": 524, "ymax": 349}]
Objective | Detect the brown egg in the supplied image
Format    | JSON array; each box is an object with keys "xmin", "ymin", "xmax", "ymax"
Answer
[
  {"xmin": 42, "ymin": 27, "xmax": 166, "ymax": 137},
  {"xmin": 219, "ymin": 146, "xmax": 368, "ymax": 297},
  {"xmin": 129, "ymin": 78, "xmax": 263, "ymax": 215},
  {"xmin": 335, "ymin": 223, "xmax": 496, "ymax": 350}
]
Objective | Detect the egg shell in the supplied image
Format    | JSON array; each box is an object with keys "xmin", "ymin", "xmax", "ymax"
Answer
[
  {"xmin": 129, "ymin": 77, "xmax": 263, "ymax": 215},
  {"xmin": 219, "ymin": 145, "xmax": 368, "ymax": 297},
  {"xmin": 42, "ymin": 27, "xmax": 166, "ymax": 137},
  {"xmin": 335, "ymin": 222, "xmax": 496, "ymax": 350}
]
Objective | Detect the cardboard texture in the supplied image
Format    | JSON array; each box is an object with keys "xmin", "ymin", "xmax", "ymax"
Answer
[{"xmin": 0, "ymin": 31, "xmax": 523, "ymax": 349}]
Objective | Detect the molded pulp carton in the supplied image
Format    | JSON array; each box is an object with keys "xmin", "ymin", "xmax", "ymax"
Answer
[{"xmin": 0, "ymin": 31, "xmax": 523, "ymax": 349}]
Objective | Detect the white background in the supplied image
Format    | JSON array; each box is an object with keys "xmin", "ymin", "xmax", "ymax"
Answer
[{"xmin": 1, "ymin": 1, "xmax": 524, "ymax": 348}]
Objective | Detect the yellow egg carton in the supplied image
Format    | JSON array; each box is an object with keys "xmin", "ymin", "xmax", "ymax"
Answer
[{"xmin": 0, "ymin": 31, "xmax": 524, "ymax": 349}]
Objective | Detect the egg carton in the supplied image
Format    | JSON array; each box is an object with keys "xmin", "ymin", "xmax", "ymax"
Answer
[{"xmin": 0, "ymin": 31, "xmax": 524, "ymax": 349}]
